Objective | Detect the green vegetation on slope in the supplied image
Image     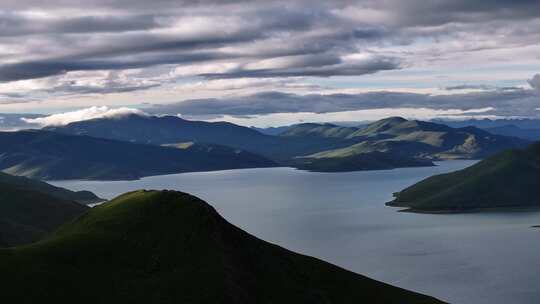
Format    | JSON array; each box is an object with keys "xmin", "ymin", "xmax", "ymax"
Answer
[
  {"xmin": 0, "ymin": 190, "xmax": 445, "ymax": 304},
  {"xmin": 307, "ymin": 117, "xmax": 529, "ymax": 161},
  {"xmin": 388, "ymin": 142, "xmax": 540, "ymax": 211},
  {"xmin": 292, "ymin": 152, "xmax": 434, "ymax": 172}
]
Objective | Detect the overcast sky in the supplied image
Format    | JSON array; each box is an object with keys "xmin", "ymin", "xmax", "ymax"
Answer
[{"xmin": 1, "ymin": 0, "xmax": 540, "ymax": 126}]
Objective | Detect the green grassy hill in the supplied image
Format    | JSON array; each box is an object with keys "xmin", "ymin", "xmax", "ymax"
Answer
[
  {"xmin": 0, "ymin": 190, "xmax": 445, "ymax": 303},
  {"xmin": 292, "ymin": 151, "xmax": 434, "ymax": 172},
  {"xmin": 388, "ymin": 142, "xmax": 540, "ymax": 212}
]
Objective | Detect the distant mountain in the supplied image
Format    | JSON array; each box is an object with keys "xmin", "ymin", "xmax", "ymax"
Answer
[
  {"xmin": 46, "ymin": 114, "xmax": 354, "ymax": 160},
  {"xmin": 0, "ymin": 130, "xmax": 276, "ymax": 180},
  {"xmin": 435, "ymin": 118, "xmax": 540, "ymax": 130},
  {"xmin": 0, "ymin": 172, "xmax": 89, "ymax": 247},
  {"xmin": 303, "ymin": 117, "xmax": 529, "ymax": 161},
  {"xmin": 251, "ymin": 125, "xmax": 293, "ymax": 135},
  {"xmin": 48, "ymin": 115, "xmax": 528, "ymax": 173},
  {"xmin": 0, "ymin": 190, "xmax": 445, "ymax": 303},
  {"xmin": 484, "ymin": 125, "xmax": 540, "ymax": 141},
  {"xmin": 280, "ymin": 123, "xmax": 359, "ymax": 138},
  {"xmin": 387, "ymin": 142, "xmax": 540, "ymax": 212},
  {"xmin": 47, "ymin": 114, "xmax": 271, "ymax": 147}
]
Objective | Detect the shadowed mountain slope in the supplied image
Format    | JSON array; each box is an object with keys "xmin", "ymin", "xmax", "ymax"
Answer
[
  {"xmin": 0, "ymin": 171, "xmax": 102, "ymax": 204},
  {"xmin": 0, "ymin": 130, "xmax": 276, "ymax": 180},
  {"xmin": 0, "ymin": 173, "xmax": 90, "ymax": 247}
]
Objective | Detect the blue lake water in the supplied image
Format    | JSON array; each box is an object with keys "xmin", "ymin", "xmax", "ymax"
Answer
[{"xmin": 52, "ymin": 160, "xmax": 540, "ymax": 304}]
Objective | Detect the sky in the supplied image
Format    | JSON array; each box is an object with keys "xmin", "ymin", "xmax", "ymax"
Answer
[{"xmin": 0, "ymin": 0, "xmax": 540, "ymax": 127}]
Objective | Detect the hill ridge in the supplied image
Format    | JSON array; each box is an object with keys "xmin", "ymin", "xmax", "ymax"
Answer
[{"xmin": 0, "ymin": 190, "xmax": 445, "ymax": 303}]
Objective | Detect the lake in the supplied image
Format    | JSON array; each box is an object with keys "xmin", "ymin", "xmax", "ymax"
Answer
[{"xmin": 52, "ymin": 160, "xmax": 540, "ymax": 304}]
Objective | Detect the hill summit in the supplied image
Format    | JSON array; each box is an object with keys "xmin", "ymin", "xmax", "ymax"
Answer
[{"xmin": 0, "ymin": 190, "xmax": 444, "ymax": 303}]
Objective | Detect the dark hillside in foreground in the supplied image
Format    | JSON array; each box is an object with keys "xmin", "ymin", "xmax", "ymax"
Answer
[
  {"xmin": 0, "ymin": 190, "xmax": 445, "ymax": 304},
  {"xmin": 0, "ymin": 171, "xmax": 102, "ymax": 204},
  {"xmin": 388, "ymin": 141, "xmax": 540, "ymax": 212},
  {"xmin": 0, "ymin": 173, "xmax": 89, "ymax": 247}
]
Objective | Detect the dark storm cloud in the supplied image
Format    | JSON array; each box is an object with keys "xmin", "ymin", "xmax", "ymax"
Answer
[
  {"xmin": 0, "ymin": 52, "xmax": 234, "ymax": 82},
  {"xmin": 0, "ymin": 12, "xmax": 162, "ymax": 37},
  {"xmin": 2, "ymin": 0, "xmax": 539, "ymax": 83},
  {"xmin": 200, "ymin": 56, "xmax": 401, "ymax": 79},
  {"xmin": 149, "ymin": 89, "xmax": 540, "ymax": 117},
  {"xmin": 0, "ymin": 2, "xmax": 399, "ymax": 82},
  {"xmin": 371, "ymin": 0, "xmax": 540, "ymax": 26}
]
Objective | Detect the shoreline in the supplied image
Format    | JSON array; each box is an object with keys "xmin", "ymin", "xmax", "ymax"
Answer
[{"xmin": 386, "ymin": 203, "xmax": 540, "ymax": 214}]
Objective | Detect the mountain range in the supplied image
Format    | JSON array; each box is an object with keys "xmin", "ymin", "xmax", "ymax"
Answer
[
  {"xmin": 46, "ymin": 115, "xmax": 528, "ymax": 173},
  {"xmin": 388, "ymin": 141, "xmax": 540, "ymax": 212},
  {"xmin": 0, "ymin": 130, "xmax": 276, "ymax": 180},
  {"xmin": 46, "ymin": 114, "xmax": 353, "ymax": 161},
  {"xmin": 282, "ymin": 117, "xmax": 528, "ymax": 171},
  {"xmin": 0, "ymin": 189, "xmax": 445, "ymax": 303},
  {"xmin": 483, "ymin": 125, "xmax": 540, "ymax": 141},
  {"xmin": 259, "ymin": 118, "xmax": 540, "ymax": 141}
]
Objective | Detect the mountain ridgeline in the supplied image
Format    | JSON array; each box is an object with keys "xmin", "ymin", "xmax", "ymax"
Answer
[
  {"xmin": 0, "ymin": 130, "xmax": 276, "ymax": 180},
  {"xmin": 0, "ymin": 190, "xmax": 445, "ymax": 303},
  {"xmin": 46, "ymin": 114, "xmax": 353, "ymax": 160},
  {"xmin": 388, "ymin": 141, "xmax": 540, "ymax": 212},
  {"xmin": 0, "ymin": 172, "xmax": 94, "ymax": 247},
  {"xmin": 282, "ymin": 117, "xmax": 528, "ymax": 171},
  {"xmin": 45, "ymin": 114, "xmax": 528, "ymax": 173},
  {"xmin": 288, "ymin": 117, "xmax": 528, "ymax": 159}
]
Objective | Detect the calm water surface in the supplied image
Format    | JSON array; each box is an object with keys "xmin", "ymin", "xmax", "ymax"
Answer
[{"xmin": 52, "ymin": 161, "xmax": 540, "ymax": 304}]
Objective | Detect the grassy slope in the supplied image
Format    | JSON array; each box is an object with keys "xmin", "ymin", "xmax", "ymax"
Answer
[
  {"xmin": 0, "ymin": 190, "xmax": 445, "ymax": 304},
  {"xmin": 293, "ymin": 152, "xmax": 434, "ymax": 172},
  {"xmin": 388, "ymin": 142, "xmax": 540, "ymax": 211},
  {"xmin": 311, "ymin": 118, "xmax": 528, "ymax": 161}
]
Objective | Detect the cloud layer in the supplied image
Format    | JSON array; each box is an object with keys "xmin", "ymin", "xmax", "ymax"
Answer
[
  {"xmin": 0, "ymin": 1, "xmax": 539, "ymax": 118},
  {"xmin": 22, "ymin": 106, "xmax": 146, "ymax": 126},
  {"xmin": 149, "ymin": 88, "xmax": 539, "ymax": 118}
]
